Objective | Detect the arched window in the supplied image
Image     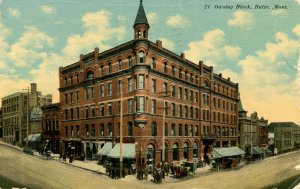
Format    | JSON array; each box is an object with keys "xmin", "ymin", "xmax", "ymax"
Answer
[
  {"xmin": 128, "ymin": 56, "xmax": 132, "ymax": 68},
  {"xmin": 85, "ymin": 70, "xmax": 94, "ymax": 80},
  {"xmin": 193, "ymin": 143, "xmax": 198, "ymax": 158},
  {"xmin": 147, "ymin": 144, "xmax": 154, "ymax": 164},
  {"xmin": 172, "ymin": 65, "xmax": 175, "ymax": 76},
  {"xmin": 139, "ymin": 51, "xmax": 144, "ymax": 63},
  {"xmin": 183, "ymin": 143, "xmax": 189, "ymax": 160},
  {"xmin": 108, "ymin": 63, "xmax": 112, "ymax": 74},
  {"xmin": 152, "ymin": 57, "xmax": 156, "ymax": 69},
  {"xmin": 203, "ymin": 81, "xmax": 209, "ymax": 88},
  {"xmin": 173, "ymin": 143, "xmax": 178, "ymax": 161},
  {"xmin": 164, "ymin": 62, "xmax": 167, "ymax": 73},
  {"xmin": 179, "ymin": 68, "xmax": 182, "ymax": 79},
  {"xmin": 118, "ymin": 59, "xmax": 122, "ymax": 71}
]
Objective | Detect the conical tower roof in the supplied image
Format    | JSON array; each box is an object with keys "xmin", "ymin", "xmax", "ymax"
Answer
[
  {"xmin": 133, "ymin": 0, "xmax": 149, "ymax": 28},
  {"xmin": 238, "ymin": 99, "xmax": 247, "ymax": 113}
]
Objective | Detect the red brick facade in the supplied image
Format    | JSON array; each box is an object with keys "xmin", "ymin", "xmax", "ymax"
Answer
[{"xmin": 57, "ymin": 2, "xmax": 239, "ymax": 165}]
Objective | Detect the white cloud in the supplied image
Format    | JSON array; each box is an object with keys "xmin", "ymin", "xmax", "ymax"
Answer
[
  {"xmin": 227, "ymin": 11, "xmax": 254, "ymax": 30},
  {"xmin": 158, "ymin": 38, "xmax": 175, "ymax": 51},
  {"xmin": 62, "ymin": 11, "xmax": 126, "ymax": 59},
  {"xmin": 184, "ymin": 29, "xmax": 241, "ymax": 65},
  {"xmin": 117, "ymin": 15, "xmax": 126, "ymax": 22},
  {"xmin": 8, "ymin": 8, "xmax": 21, "ymax": 18},
  {"xmin": 6, "ymin": 26, "xmax": 54, "ymax": 67},
  {"xmin": 296, "ymin": 0, "xmax": 300, "ymax": 5},
  {"xmin": 236, "ymin": 31, "xmax": 300, "ymax": 124},
  {"xmin": 166, "ymin": 14, "xmax": 190, "ymax": 28},
  {"xmin": 147, "ymin": 12, "xmax": 158, "ymax": 25},
  {"xmin": 293, "ymin": 24, "xmax": 300, "ymax": 37},
  {"xmin": 40, "ymin": 5, "xmax": 56, "ymax": 15}
]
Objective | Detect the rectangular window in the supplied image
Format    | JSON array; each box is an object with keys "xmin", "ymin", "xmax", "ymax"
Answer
[
  {"xmin": 70, "ymin": 92, "xmax": 73, "ymax": 103},
  {"xmin": 171, "ymin": 85, "xmax": 175, "ymax": 97},
  {"xmin": 100, "ymin": 84, "xmax": 104, "ymax": 97},
  {"xmin": 138, "ymin": 75, "xmax": 145, "ymax": 89},
  {"xmin": 151, "ymin": 79, "xmax": 156, "ymax": 93},
  {"xmin": 139, "ymin": 97, "xmax": 144, "ymax": 112},
  {"xmin": 151, "ymin": 123, "xmax": 157, "ymax": 136},
  {"xmin": 184, "ymin": 106, "xmax": 188, "ymax": 118},
  {"xmin": 76, "ymin": 125, "xmax": 79, "ymax": 137},
  {"xmin": 107, "ymin": 83, "xmax": 112, "ymax": 96},
  {"xmin": 195, "ymin": 92, "xmax": 198, "ymax": 103},
  {"xmin": 70, "ymin": 108, "xmax": 74, "ymax": 119},
  {"xmin": 171, "ymin": 103, "xmax": 175, "ymax": 116},
  {"xmin": 171, "ymin": 124, "xmax": 175, "ymax": 136},
  {"xmin": 65, "ymin": 109, "xmax": 68, "ymax": 120},
  {"xmin": 178, "ymin": 105, "xmax": 182, "ymax": 117},
  {"xmin": 213, "ymin": 98, "xmax": 216, "ymax": 108},
  {"xmin": 108, "ymin": 102, "xmax": 112, "ymax": 115},
  {"xmin": 218, "ymin": 98, "xmax": 221, "ymax": 108},
  {"xmin": 179, "ymin": 124, "xmax": 182, "ymax": 136},
  {"xmin": 117, "ymin": 101, "xmax": 121, "ymax": 115},
  {"xmin": 85, "ymin": 88, "xmax": 89, "ymax": 99},
  {"xmin": 195, "ymin": 125, "xmax": 199, "ymax": 136},
  {"xmin": 100, "ymin": 104, "xmax": 104, "ymax": 116},
  {"xmin": 128, "ymin": 78, "xmax": 133, "ymax": 92},
  {"xmin": 118, "ymin": 80, "xmax": 122, "ymax": 94},
  {"xmin": 190, "ymin": 107, "xmax": 193, "ymax": 119},
  {"xmin": 178, "ymin": 87, "xmax": 182, "ymax": 99},
  {"xmin": 190, "ymin": 125, "xmax": 193, "ymax": 136},
  {"xmin": 91, "ymin": 87, "xmax": 94, "ymax": 99},
  {"xmin": 128, "ymin": 99, "xmax": 133, "ymax": 113},
  {"xmin": 128, "ymin": 122, "xmax": 133, "ymax": 136},
  {"xmin": 118, "ymin": 60, "xmax": 122, "ymax": 71},
  {"xmin": 196, "ymin": 108, "xmax": 199, "ymax": 119},
  {"xmin": 164, "ymin": 101, "xmax": 168, "ymax": 115},
  {"xmin": 100, "ymin": 124, "xmax": 104, "ymax": 136},
  {"xmin": 85, "ymin": 124, "xmax": 89, "ymax": 137},
  {"xmin": 185, "ymin": 124, "xmax": 188, "ymax": 136},
  {"xmin": 184, "ymin": 89, "xmax": 188, "ymax": 100},
  {"xmin": 91, "ymin": 106, "xmax": 95, "ymax": 117},
  {"xmin": 91, "ymin": 124, "xmax": 95, "ymax": 137},
  {"xmin": 190, "ymin": 91, "xmax": 193, "ymax": 101},
  {"xmin": 85, "ymin": 107, "xmax": 89, "ymax": 119},
  {"xmin": 108, "ymin": 123, "xmax": 112, "ymax": 136},
  {"xmin": 151, "ymin": 100, "xmax": 156, "ymax": 114},
  {"xmin": 76, "ymin": 107, "xmax": 79, "ymax": 119},
  {"xmin": 65, "ymin": 126, "xmax": 68, "ymax": 137},
  {"xmin": 165, "ymin": 123, "xmax": 168, "ymax": 136},
  {"xmin": 163, "ymin": 82, "xmax": 168, "ymax": 96},
  {"xmin": 64, "ymin": 94, "xmax": 68, "ymax": 104},
  {"xmin": 76, "ymin": 91, "xmax": 79, "ymax": 102}
]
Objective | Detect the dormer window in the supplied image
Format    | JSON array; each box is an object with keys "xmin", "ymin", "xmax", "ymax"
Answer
[{"xmin": 85, "ymin": 71, "xmax": 94, "ymax": 80}]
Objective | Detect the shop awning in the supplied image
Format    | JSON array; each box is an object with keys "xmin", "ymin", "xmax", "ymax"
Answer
[
  {"xmin": 213, "ymin": 146, "xmax": 245, "ymax": 158},
  {"xmin": 107, "ymin": 143, "xmax": 135, "ymax": 159},
  {"xmin": 252, "ymin": 147, "xmax": 264, "ymax": 155},
  {"xmin": 97, "ymin": 142, "xmax": 113, "ymax": 156},
  {"xmin": 23, "ymin": 133, "xmax": 41, "ymax": 142}
]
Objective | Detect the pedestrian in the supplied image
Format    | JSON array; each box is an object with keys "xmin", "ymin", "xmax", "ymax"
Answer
[{"xmin": 145, "ymin": 166, "xmax": 148, "ymax": 180}]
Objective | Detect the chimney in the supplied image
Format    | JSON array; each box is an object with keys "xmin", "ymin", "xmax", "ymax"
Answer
[
  {"xmin": 31, "ymin": 83, "xmax": 37, "ymax": 93},
  {"xmin": 180, "ymin": 53, "xmax": 185, "ymax": 60},
  {"xmin": 156, "ymin": 40, "xmax": 162, "ymax": 49},
  {"xmin": 219, "ymin": 73, "xmax": 222, "ymax": 78},
  {"xmin": 227, "ymin": 77, "xmax": 230, "ymax": 81}
]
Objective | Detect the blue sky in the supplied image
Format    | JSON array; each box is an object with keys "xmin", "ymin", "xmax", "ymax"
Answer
[{"xmin": 0, "ymin": 0, "xmax": 300, "ymax": 124}]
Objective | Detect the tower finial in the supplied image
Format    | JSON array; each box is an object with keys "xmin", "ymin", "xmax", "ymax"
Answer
[{"xmin": 140, "ymin": 0, "xmax": 143, "ymax": 3}]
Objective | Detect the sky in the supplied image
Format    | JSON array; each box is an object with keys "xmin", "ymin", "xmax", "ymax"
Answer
[{"xmin": 0, "ymin": 0, "xmax": 300, "ymax": 124}]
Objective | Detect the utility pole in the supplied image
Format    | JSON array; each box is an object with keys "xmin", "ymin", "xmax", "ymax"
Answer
[
  {"xmin": 158, "ymin": 90, "xmax": 170, "ymax": 179},
  {"xmin": 22, "ymin": 87, "xmax": 30, "ymax": 148},
  {"xmin": 120, "ymin": 81, "xmax": 123, "ymax": 178}
]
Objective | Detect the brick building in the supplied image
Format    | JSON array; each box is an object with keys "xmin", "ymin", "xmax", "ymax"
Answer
[
  {"xmin": 41, "ymin": 103, "xmax": 61, "ymax": 154},
  {"xmin": 58, "ymin": 1, "xmax": 239, "ymax": 164}
]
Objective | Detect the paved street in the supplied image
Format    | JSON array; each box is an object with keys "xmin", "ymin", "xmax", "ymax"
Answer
[{"xmin": 1, "ymin": 143, "xmax": 300, "ymax": 189}]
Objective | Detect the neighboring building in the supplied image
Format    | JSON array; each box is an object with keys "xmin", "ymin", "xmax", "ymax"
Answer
[
  {"xmin": 58, "ymin": 1, "xmax": 239, "ymax": 165},
  {"xmin": 237, "ymin": 98, "xmax": 257, "ymax": 151},
  {"xmin": 250, "ymin": 112, "xmax": 268, "ymax": 147},
  {"xmin": 41, "ymin": 103, "xmax": 61, "ymax": 154},
  {"xmin": 1, "ymin": 83, "xmax": 52, "ymax": 146},
  {"xmin": 268, "ymin": 122, "xmax": 299, "ymax": 154},
  {"xmin": 0, "ymin": 108, "xmax": 3, "ymax": 140}
]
